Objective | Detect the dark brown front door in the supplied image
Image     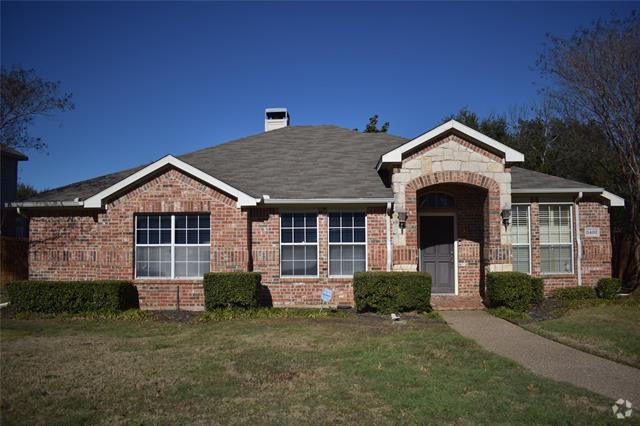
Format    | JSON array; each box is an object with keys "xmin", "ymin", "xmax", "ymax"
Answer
[{"xmin": 420, "ymin": 215, "xmax": 455, "ymax": 294}]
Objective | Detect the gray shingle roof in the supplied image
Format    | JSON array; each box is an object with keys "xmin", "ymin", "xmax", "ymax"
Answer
[
  {"xmin": 27, "ymin": 125, "xmax": 407, "ymax": 202},
  {"xmin": 511, "ymin": 167, "xmax": 601, "ymax": 191},
  {"xmin": 24, "ymin": 127, "xmax": 603, "ymax": 204}
]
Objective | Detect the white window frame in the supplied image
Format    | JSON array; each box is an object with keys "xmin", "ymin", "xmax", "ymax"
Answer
[
  {"xmin": 279, "ymin": 212, "xmax": 319, "ymax": 278},
  {"xmin": 538, "ymin": 203, "xmax": 574, "ymax": 275},
  {"xmin": 328, "ymin": 211, "xmax": 368, "ymax": 278},
  {"xmin": 511, "ymin": 203, "xmax": 532, "ymax": 274},
  {"xmin": 134, "ymin": 213, "xmax": 211, "ymax": 280}
]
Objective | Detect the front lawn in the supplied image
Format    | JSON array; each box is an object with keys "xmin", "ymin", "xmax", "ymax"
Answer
[
  {"xmin": 0, "ymin": 315, "xmax": 622, "ymax": 424},
  {"xmin": 523, "ymin": 297, "xmax": 640, "ymax": 368}
]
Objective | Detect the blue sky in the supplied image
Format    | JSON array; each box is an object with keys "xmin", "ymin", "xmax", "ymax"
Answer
[{"xmin": 2, "ymin": 1, "xmax": 635, "ymax": 191}]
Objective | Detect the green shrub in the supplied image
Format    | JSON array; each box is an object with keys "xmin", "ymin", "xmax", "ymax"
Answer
[
  {"xmin": 552, "ymin": 286, "xmax": 597, "ymax": 301},
  {"xmin": 485, "ymin": 272, "xmax": 532, "ymax": 312},
  {"xmin": 595, "ymin": 278, "xmax": 622, "ymax": 300},
  {"xmin": 353, "ymin": 272, "xmax": 431, "ymax": 314},
  {"xmin": 530, "ymin": 277, "xmax": 545, "ymax": 305},
  {"xmin": 6, "ymin": 280, "xmax": 138, "ymax": 313},
  {"xmin": 203, "ymin": 272, "xmax": 261, "ymax": 310}
]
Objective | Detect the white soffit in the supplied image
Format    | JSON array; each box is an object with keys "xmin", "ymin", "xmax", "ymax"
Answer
[
  {"xmin": 379, "ymin": 119, "xmax": 525, "ymax": 167},
  {"xmin": 83, "ymin": 155, "xmax": 258, "ymax": 208}
]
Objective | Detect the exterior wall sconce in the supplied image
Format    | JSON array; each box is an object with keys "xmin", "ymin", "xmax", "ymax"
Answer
[
  {"xmin": 397, "ymin": 211, "xmax": 407, "ymax": 230},
  {"xmin": 500, "ymin": 204, "xmax": 511, "ymax": 229}
]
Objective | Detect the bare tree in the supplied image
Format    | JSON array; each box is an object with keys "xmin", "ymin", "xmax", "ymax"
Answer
[
  {"xmin": 539, "ymin": 13, "xmax": 640, "ymax": 289},
  {"xmin": 1, "ymin": 67, "xmax": 74, "ymax": 151}
]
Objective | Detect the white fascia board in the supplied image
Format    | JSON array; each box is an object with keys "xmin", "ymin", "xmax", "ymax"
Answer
[
  {"xmin": 83, "ymin": 155, "xmax": 258, "ymax": 208},
  {"xmin": 262, "ymin": 198, "xmax": 393, "ymax": 205},
  {"xmin": 8, "ymin": 201, "xmax": 84, "ymax": 208},
  {"xmin": 602, "ymin": 190, "xmax": 625, "ymax": 207},
  {"xmin": 378, "ymin": 119, "xmax": 525, "ymax": 168},
  {"xmin": 511, "ymin": 187, "xmax": 604, "ymax": 194}
]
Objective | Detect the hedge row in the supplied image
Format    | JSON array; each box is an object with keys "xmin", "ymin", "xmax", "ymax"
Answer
[
  {"xmin": 203, "ymin": 272, "xmax": 261, "ymax": 310},
  {"xmin": 353, "ymin": 272, "xmax": 431, "ymax": 314},
  {"xmin": 6, "ymin": 280, "xmax": 138, "ymax": 313},
  {"xmin": 485, "ymin": 272, "xmax": 534, "ymax": 312}
]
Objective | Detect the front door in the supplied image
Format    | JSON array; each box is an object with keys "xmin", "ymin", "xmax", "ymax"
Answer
[{"xmin": 420, "ymin": 215, "xmax": 455, "ymax": 294}]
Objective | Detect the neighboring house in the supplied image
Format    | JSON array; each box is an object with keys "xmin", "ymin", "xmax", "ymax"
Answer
[
  {"xmin": 12, "ymin": 109, "xmax": 625, "ymax": 310},
  {"xmin": 1, "ymin": 144, "xmax": 29, "ymax": 238}
]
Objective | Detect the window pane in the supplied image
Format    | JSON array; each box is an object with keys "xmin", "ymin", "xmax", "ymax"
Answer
[
  {"xmin": 199, "ymin": 262, "xmax": 210, "ymax": 275},
  {"xmin": 136, "ymin": 247, "xmax": 149, "ymax": 261},
  {"xmin": 293, "ymin": 229, "xmax": 305, "ymax": 243},
  {"xmin": 149, "ymin": 216, "xmax": 159, "ymax": 229},
  {"xmin": 187, "ymin": 230, "xmax": 198, "ymax": 244},
  {"xmin": 136, "ymin": 262, "xmax": 148, "ymax": 277},
  {"xmin": 329, "ymin": 245, "xmax": 341, "ymax": 261},
  {"xmin": 148, "ymin": 247, "xmax": 160, "ymax": 261},
  {"xmin": 199, "ymin": 215, "xmax": 210, "ymax": 229},
  {"xmin": 353, "ymin": 228, "xmax": 365, "ymax": 243},
  {"xmin": 187, "ymin": 215, "xmax": 198, "ymax": 228},
  {"xmin": 293, "ymin": 213, "xmax": 305, "ymax": 227},
  {"xmin": 541, "ymin": 246, "xmax": 572, "ymax": 274},
  {"xmin": 342, "ymin": 228, "xmax": 353, "ymax": 243},
  {"xmin": 306, "ymin": 245, "xmax": 317, "ymax": 261},
  {"xmin": 343, "ymin": 246, "xmax": 353, "ymax": 261},
  {"xmin": 294, "ymin": 246, "xmax": 306, "ymax": 261},
  {"xmin": 306, "ymin": 228, "xmax": 317, "ymax": 243},
  {"xmin": 281, "ymin": 229, "xmax": 292, "ymax": 243},
  {"xmin": 175, "ymin": 230, "xmax": 186, "ymax": 244},
  {"xmin": 160, "ymin": 247, "xmax": 171, "ymax": 262},
  {"xmin": 354, "ymin": 213, "xmax": 365, "ymax": 227},
  {"xmin": 199, "ymin": 247, "xmax": 210, "ymax": 262},
  {"xmin": 354, "ymin": 245, "xmax": 366, "ymax": 260},
  {"xmin": 187, "ymin": 262, "xmax": 199, "ymax": 277},
  {"xmin": 137, "ymin": 230, "xmax": 147, "ymax": 244},
  {"xmin": 136, "ymin": 216, "xmax": 148, "ymax": 229},
  {"xmin": 160, "ymin": 216, "xmax": 171, "ymax": 229},
  {"xmin": 148, "ymin": 230, "xmax": 159, "ymax": 244},
  {"xmin": 305, "ymin": 213, "xmax": 316, "ymax": 227},
  {"xmin": 149, "ymin": 262, "xmax": 160, "ymax": 276},
  {"xmin": 281, "ymin": 214, "xmax": 292, "ymax": 227},
  {"xmin": 329, "ymin": 214, "xmax": 340, "ymax": 227},
  {"xmin": 293, "ymin": 261, "xmax": 305, "ymax": 275},
  {"xmin": 188, "ymin": 246, "xmax": 198, "ymax": 262},
  {"xmin": 199, "ymin": 230, "xmax": 210, "ymax": 244},
  {"xmin": 281, "ymin": 261, "xmax": 293, "ymax": 276},
  {"xmin": 330, "ymin": 260, "xmax": 341, "ymax": 276},
  {"xmin": 175, "ymin": 247, "xmax": 186, "ymax": 261},
  {"xmin": 175, "ymin": 262, "xmax": 187, "ymax": 277},
  {"xmin": 354, "ymin": 260, "xmax": 366, "ymax": 273},
  {"xmin": 329, "ymin": 228, "xmax": 341, "ymax": 243},
  {"xmin": 282, "ymin": 246, "xmax": 293, "ymax": 261},
  {"xmin": 512, "ymin": 246, "xmax": 530, "ymax": 274},
  {"xmin": 160, "ymin": 262, "xmax": 171, "ymax": 277},
  {"xmin": 160, "ymin": 230, "xmax": 171, "ymax": 244},
  {"xmin": 341, "ymin": 213, "xmax": 353, "ymax": 227},
  {"xmin": 342, "ymin": 261, "xmax": 353, "ymax": 276},
  {"xmin": 175, "ymin": 215, "xmax": 186, "ymax": 228},
  {"xmin": 306, "ymin": 260, "xmax": 317, "ymax": 275}
]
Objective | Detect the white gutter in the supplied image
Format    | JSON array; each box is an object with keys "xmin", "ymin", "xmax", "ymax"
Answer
[
  {"xmin": 575, "ymin": 192, "xmax": 583, "ymax": 287},
  {"xmin": 386, "ymin": 201, "xmax": 392, "ymax": 271},
  {"xmin": 261, "ymin": 198, "xmax": 394, "ymax": 205},
  {"xmin": 511, "ymin": 187, "xmax": 604, "ymax": 194},
  {"xmin": 9, "ymin": 201, "xmax": 85, "ymax": 208}
]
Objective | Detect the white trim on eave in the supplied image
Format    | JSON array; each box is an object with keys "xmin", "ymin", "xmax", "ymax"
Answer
[
  {"xmin": 83, "ymin": 155, "xmax": 259, "ymax": 208},
  {"xmin": 377, "ymin": 119, "xmax": 525, "ymax": 170},
  {"xmin": 602, "ymin": 190, "xmax": 625, "ymax": 207}
]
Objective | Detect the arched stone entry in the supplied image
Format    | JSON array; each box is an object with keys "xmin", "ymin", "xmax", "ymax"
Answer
[{"xmin": 394, "ymin": 171, "xmax": 508, "ymax": 298}]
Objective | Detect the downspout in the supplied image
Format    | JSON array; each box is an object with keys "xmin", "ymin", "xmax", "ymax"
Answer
[
  {"xmin": 386, "ymin": 202, "xmax": 393, "ymax": 271},
  {"xmin": 575, "ymin": 192, "xmax": 583, "ymax": 287}
]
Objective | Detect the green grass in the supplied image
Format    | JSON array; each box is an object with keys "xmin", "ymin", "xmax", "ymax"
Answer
[
  {"xmin": 486, "ymin": 306, "xmax": 531, "ymax": 322},
  {"xmin": 524, "ymin": 298, "xmax": 640, "ymax": 369},
  {"xmin": 0, "ymin": 316, "xmax": 627, "ymax": 425}
]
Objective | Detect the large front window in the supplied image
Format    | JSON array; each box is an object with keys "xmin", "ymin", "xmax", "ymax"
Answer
[
  {"xmin": 511, "ymin": 204, "xmax": 531, "ymax": 274},
  {"xmin": 329, "ymin": 212, "xmax": 366, "ymax": 276},
  {"xmin": 539, "ymin": 204, "xmax": 573, "ymax": 274},
  {"xmin": 280, "ymin": 213, "xmax": 318, "ymax": 276},
  {"xmin": 135, "ymin": 214, "xmax": 210, "ymax": 278}
]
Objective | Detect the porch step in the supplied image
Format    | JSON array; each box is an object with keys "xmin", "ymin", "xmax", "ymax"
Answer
[{"xmin": 431, "ymin": 296, "xmax": 485, "ymax": 311}]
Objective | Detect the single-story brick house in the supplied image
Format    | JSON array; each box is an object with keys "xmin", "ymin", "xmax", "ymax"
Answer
[{"xmin": 13, "ymin": 109, "xmax": 624, "ymax": 309}]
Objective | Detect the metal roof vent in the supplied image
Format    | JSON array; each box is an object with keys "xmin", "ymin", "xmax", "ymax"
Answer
[{"xmin": 265, "ymin": 108, "xmax": 290, "ymax": 132}]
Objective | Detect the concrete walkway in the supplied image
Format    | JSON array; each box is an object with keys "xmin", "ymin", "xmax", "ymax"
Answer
[{"xmin": 441, "ymin": 310, "xmax": 640, "ymax": 403}]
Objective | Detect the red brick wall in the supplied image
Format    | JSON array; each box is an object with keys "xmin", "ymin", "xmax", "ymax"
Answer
[
  {"xmin": 28, "ymin": 171, "xmax": 389, "ymax": 309},
  {"xmin": 528, "ymin": 197, "xmax": 611, "ymax": 292},
  {"xmin": 250, "ymin": 207, "xmax": 387, "ymax": 306},
  {"xmin": 29, "ymin": 169, "xmax": 248, "ymax": 310}
]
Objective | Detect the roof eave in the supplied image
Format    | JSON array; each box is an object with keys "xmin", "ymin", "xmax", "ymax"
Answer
[{"xmin": 262, "ymin": 197, "xmax": 393, "ymax": 206}]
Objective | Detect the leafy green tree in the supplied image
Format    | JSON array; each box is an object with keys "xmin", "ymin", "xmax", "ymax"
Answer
[
  {"xmin": 16, "ymin": 182, "xmax": 39, "ymax": 201},
  {"xmin": 362, "ymin": 115, "xmax": 389, "ymax": 133}
]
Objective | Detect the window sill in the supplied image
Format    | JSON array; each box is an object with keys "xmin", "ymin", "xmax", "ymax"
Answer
[{"xmin": 134, "ymin": 278, "xmax": 203, "ymax": 283}]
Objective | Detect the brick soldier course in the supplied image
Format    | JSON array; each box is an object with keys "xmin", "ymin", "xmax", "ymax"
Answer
[{"xmin": 14, "ymin": 118, "xmax": 623, "ymax": 309}]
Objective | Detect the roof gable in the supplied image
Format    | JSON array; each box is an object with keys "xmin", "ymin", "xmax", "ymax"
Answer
[{"xmin": 377, "ymin": 120, "xmax": 524, "ymax": 168}]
